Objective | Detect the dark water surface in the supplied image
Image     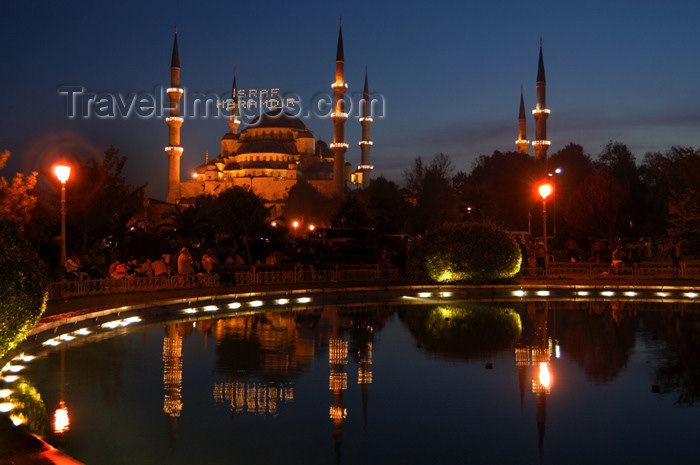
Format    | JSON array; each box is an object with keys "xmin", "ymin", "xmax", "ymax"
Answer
[{"xmin": 10, "ymin": 300, "xmax": 700, "ymax": 464}]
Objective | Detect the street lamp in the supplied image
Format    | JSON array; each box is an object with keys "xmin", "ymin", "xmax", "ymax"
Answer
[
  {"xmin": 539, "ymin": 183, "xmax": 552, "ymax": 275},
  {"xmin": 548, "ymin": 168, "xmax": 562, "ymax": 237},
  {"xmin": 54, "ymin": 164, "xmax": 71, "ymax": 267}
]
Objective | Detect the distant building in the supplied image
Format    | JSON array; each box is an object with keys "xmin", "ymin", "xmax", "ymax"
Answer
[
  {"xmin": 164, "ymin": 23, "xmax": 374, "ymax": 216},
  {"xmin": 516, "ymin": 40, "xmax": 550, "ymax": 162}
]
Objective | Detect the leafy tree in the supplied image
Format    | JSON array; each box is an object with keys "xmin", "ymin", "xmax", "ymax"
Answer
[
  {"xmin": 645, "ymin": 146, "xmax": 700, "ymax": 255},
  {"xmin": 365, "ymin": 176, "xmax": 411, "ymax": 233},
  {"xmin": 596, "ymin": 141, "xmax": 639, "ymax": 188},
  {"xmin": 462, "ymin": 150, "xmax": 538, "ymax": 230},
  {"xmin": 158, "ymin": 199, "xmax": 213, "ymax": 249},
  {"xmin": 565, "ymin": 170, "xmax": 630, "ymax": 244},
  {"xmin": 284, "ymin": 180, "xmax": 336, "ymax": 227},
  {"xmin": 403, "ymin": 153, "xmax": 459, "ymax": 233},
  {"xmin": 549, "ymin": 143, "xmax": 594, "ymax": 239},
  {"xmin": 0, "ymin": 150, "xmax": 38, "ymax": 231},
  {"xmin": 333, "ymin": 194, "xmax": 371, "ymax": 228},
  {"xmin": 211, "ymin": 186, "xmax": 270, "ymax": 265},
  {"xmin": 0, "ymin": 221, "xmax": 47, "ymax": 357},
  {"xmin": 51, "ymin": 145, "xmax": 145, "ymax": 253}
]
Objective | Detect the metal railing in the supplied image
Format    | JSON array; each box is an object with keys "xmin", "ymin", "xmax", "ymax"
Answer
[
  {"xmin": 522, "ymin": 262, "xmax": 700, "ymax": 279},
  {"xmin": 49, "ymin": 274, "xmax": 219, "ymax": 299},
  {"xmin": 49, "ymin": 265, "xmax": 402, "ymax": 299},
  {"xmin": 234, "ymin": 265, "xmax": 401, "ymax": 285}
]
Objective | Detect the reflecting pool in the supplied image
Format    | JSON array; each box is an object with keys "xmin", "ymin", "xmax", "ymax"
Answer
[{"xmin": 5, "ymin": 300, "xmax": 700, "ymax": 464}]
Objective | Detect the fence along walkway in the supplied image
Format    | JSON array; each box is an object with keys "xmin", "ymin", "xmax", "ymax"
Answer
[
  {"xmin": 48, "ymin": 265, "xmax": 401, "ymax": 299},
  {"xmin": 522, "ymin": 262, "xmax": 700, "ymax": 279},
  {"xmin": 49, "ymin": 262, "xmax": 699, "ymax": 299}
]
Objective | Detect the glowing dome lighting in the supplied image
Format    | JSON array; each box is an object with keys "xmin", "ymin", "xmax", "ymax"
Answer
[
  {"xmin": 1, "ymin": 376, "xmax": 18, "ymax": 383},
  {"xmin": 297, "ymin": 297, "xmax": 311, "ymax": 304},
  {"xmin": 249, "ymin": 300, "xmax": 263, "ymax": 307},
  {"xmin": 601, "ymin": 291, "xmax": 615, "ymax": 297},
  {"xmin": 183, "ymin": 308, "xmax": 197, "ymax": 314},
  {"xmin": 625, "ymin": 291, "xmax": 637, "ymax": 297},
  {"xmin": 59, "ymin": 334, "xmax": 75, "ymax": 342},
  {"xmin": 513, "ymin": 290, "xmax": 526, "ymax": 297},
  {"xmin": 203, "ymin": 305, "xmax": 218, "ymax": 312},
  {"xmin": 418, "ymin": 292, "xmax": 432, "ymax": 298},
  {"xmin": 276, "ymin": 298, "xmax": 290, "ymax": 305},
  {"xmin": 0, "ymin": 389, "xmax": 12, "ymax": 398},
  {"xmin": 228, "ymin": 302, "xmax": 242, "ymax": 309},
  {"xmin": 536, "ymin": 290, "xmax": 550, "ymax": 297},
  {"xmin": 10, "ymin": 415, "xmax": 25, "ymax": 426},
  {"xmin": 441, "ymin": 291, "xmax": 452, "ymax": 298},
  {"xmin": 6, "ymin": 365, "xmax": 23, "ymax": 373},
  {"xmin": 74, "ymin": 328, "xmax": 91, "ymax": 336},
  {"xmin": 577, "ymin": 291, "xmax": 589, "ymax": 296},
  {"xmin": 538, "ymin": 184, "xmax": 552, "ymax": 200},
  {"xmin": 686, "ymin": 292, "xmax": 697, "ymax": 299},
  {"xmin": 42, "ymin": 339, "xmax": 60, "ymax": 347},
  {"xmin": 125, "ymin": 317, "xmax": 142, "ymax": 324}
]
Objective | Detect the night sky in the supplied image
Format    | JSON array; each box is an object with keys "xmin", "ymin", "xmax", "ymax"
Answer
[{"xmin": 2, "ymin": 0, "xmax": 699, "ymax": 200}]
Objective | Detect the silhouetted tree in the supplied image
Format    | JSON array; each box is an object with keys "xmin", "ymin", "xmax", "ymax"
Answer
[
  {"xmin": 284, "ymin": 180, "xmax": 336, "ymax": 227},
  {"xmin": 403, "ymin": 153, "xmax": 459, "ymax": 233},
  {"xmin": 644, "ymin": 146, "xmax": 700, "ymax": 255},
  {"xmin": 463, "ymin": 150, "xmax": 538, "ymax": 230},
  {"xmin": 565, "ymin": 170, "xmax": 630, "ymax": 244},
  {"xmin": 211, "ymin": 186, "xmax": 270, "ymax": 265}
]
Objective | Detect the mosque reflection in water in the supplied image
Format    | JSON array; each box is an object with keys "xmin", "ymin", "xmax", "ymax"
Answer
[{"xmin": 9, "ymin": 299, "xmax": 700, "ymax": 464}]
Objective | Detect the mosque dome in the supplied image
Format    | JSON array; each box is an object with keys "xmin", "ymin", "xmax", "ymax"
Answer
[{"xmin": 245, "ymin": 108, "xmax": 308, "ymax": 131}]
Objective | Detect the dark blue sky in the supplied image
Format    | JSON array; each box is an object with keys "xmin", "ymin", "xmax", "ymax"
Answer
[{"xmin": 2, "ymin": 0, "xmax": 699, "ymax": 199}]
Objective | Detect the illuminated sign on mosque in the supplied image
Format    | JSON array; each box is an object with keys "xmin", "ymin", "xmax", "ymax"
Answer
[{"xmin": 217, "ymin": 88, "xmax": 299, "ymax": 113}]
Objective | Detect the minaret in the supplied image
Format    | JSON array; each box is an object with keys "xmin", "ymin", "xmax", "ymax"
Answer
[
  {"xmin": 331, "ymin": 20, "xmax": 349, "ymax": 197},
  {"xmin": 358, "ymin": 67, "xmax": 373, "ymax": 189},
  {"xmin": 516, "ymin": 86, "xmax": 529, "ymax": 154},
  {"xmin": 165, "ymin": 27, "xmax": 184, "ymax": 204},
  {"xmin": 228, "ymin": 70, "xmax": 240, "ymax": 135},
  {"xmin": 532, "ymin": 39, "xmax": 550, "ymax": 163}
]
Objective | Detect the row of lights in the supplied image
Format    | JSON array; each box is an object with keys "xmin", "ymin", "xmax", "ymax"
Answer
[
  {"xmin": 0, "ymin": 354, "xmax": 37, "ymax": 424},
  {"xmin": 404, "ymin": 290, "xmax": 698, "ymax": 301},
  {"xmin": 512, "ymin": 289, "xmax": 698, "ymax": 299},
  {"xmin": 41, "ymin": 316, "xmax": 142, "ymax": 348},
  {"xmin": 180, "ymin": 296, "xmax": 313, "ymax": 315}
]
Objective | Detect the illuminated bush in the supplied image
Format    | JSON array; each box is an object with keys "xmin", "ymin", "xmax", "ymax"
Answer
[
  {"xmin": 0, "ymin": 222, "xmax": 48, "ymax": 358},
  {"xmin": 420, "ymin": 222, "xmax": 521, "ymax": 283}
]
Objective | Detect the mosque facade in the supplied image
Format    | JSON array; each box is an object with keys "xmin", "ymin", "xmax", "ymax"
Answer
[{"xmin": 164, "ymin": 24, "xmax": 373, "ymax": 217}]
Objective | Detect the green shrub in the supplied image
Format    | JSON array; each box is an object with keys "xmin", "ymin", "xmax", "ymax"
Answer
[
  {"xmin": 419, "ymin": 222, "xmax": 521, "ymax": 283},
  {"xmin": 0, "ymin": 222, "xmax": 48, "ymax": 358}
]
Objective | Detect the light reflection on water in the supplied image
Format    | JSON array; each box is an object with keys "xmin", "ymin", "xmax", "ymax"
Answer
[{"xmin": 9, "ymin": 300, "xmax": 700, "ymax": 464}]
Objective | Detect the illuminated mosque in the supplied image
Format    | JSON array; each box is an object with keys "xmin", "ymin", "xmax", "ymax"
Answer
[{"xmin": 163, "ymin": 23, "xmax": 374, "ymax": 216}]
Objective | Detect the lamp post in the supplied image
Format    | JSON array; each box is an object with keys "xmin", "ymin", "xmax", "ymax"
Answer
[
  {"xmin": 539, "ymin": 183, "xmax": 552, "ymax": 275},
  {"xmin": 548, "ymin": 168, "xmax": 562, "ymax": 237},
  {"xmin": 54, "ymin": 165, "xmax": 71, "ymax": 267}
]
